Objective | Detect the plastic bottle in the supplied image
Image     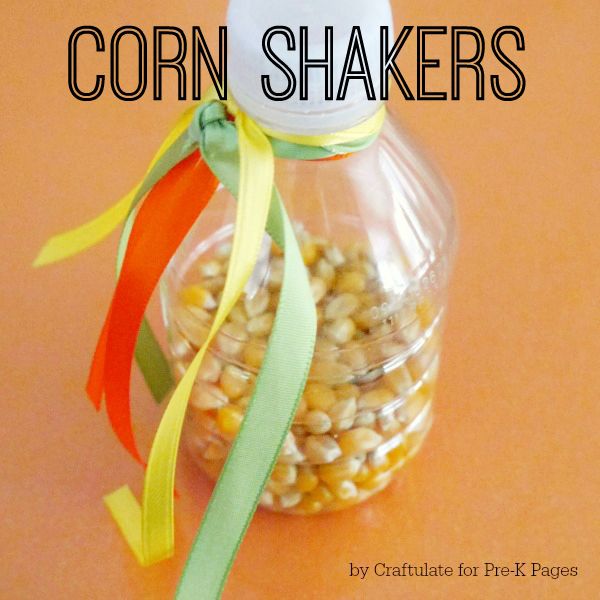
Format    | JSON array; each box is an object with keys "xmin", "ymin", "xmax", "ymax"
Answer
[{"xmin": 161, "ymin": 0, "xmax": 457, "ymax": 514}]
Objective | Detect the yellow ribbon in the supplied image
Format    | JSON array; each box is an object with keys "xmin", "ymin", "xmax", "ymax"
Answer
[
  {"xmin": 261, "ymin": 105, "xmax": 386, "ymax": 146},
  {"xmin": 33, "ymin": 106, "xmax": 197, "ymax": 267},
  {"xmin": 104, "ymin": 98, "xmax": 275, "ymax": 565}
]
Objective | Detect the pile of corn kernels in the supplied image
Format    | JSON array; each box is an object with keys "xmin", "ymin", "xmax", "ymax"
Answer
[{"xmin": 168, "ymin": 226, "xmax": 441, "ymax": 514}]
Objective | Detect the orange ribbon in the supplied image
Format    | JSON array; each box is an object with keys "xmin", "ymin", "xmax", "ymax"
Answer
[{"xmin": 86, "ymin": 151, "xmax": 218, "ymax": 462}]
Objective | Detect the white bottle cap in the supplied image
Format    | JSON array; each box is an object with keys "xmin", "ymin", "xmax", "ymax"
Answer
[{"xmin": 226, "ymin": 0, "xmax": 393, "ymax": 135}]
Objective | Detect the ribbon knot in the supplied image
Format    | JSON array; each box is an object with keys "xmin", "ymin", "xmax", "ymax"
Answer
[{"xmin": 192, "ymin": 101, "xmax": 229, "ymax": 135}]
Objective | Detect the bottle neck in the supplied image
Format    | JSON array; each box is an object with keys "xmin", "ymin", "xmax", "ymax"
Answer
[{"xmin": 229, "ymin": 82, "xmax": 384, "ymax": 137}]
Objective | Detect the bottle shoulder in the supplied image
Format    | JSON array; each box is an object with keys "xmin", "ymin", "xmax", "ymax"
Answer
[{"xmin": 273, "ymin": 112, "xmax": 457, "ymax": 287}]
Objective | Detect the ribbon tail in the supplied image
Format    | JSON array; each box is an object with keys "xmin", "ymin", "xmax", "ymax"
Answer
[
  {"xmin": 116, "ymin": 130, "xmax": 197, "ymax": 404},
  {"xmin": 105, "ymin": 105, "xmax": 275, "ymax": 568},
  {"xmin": 135, "ymin": 319, "xmax": 174, "ymax": 403},
  {"xmin": 86, "ymin": 304, "xmax": 112, "ymax": 409},
  {"xmin": 33, "ymin": 105, "xmax": 197, "ymax": 268},
  {"xmin": 104, "ymin": 486, "xmax": 146, "ymax": 565},
  {"xmin": 90, "ymin": 152, "xmax": 217, "ymax": 463},
  {"xmin": 33, "ymin": 192, "xmax": 137, "ymax": 267}
]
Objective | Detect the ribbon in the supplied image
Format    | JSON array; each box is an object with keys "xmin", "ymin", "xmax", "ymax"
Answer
[
  {"xmin": 87, "ymin": 153, "xmax": 218, "ymax": 462},
  {"xmin": 34, "ymin": 106, "xmax": 198, "ymax": 403},
  {"xmin": 104, "ymin": 99, "xmax": 384, "ymax": 594},
  {"xmin": 35, "ymin": 91, "xmax": 385, "ymax": 597},
  {"xmin": 33, "ymin": 105, "xmax": 196, "ymax": 267}
]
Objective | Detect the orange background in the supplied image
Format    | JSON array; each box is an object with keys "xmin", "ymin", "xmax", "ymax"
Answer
[{"xmin": 1, "ymin": 0, "xmax": 599, "ymax": 598}]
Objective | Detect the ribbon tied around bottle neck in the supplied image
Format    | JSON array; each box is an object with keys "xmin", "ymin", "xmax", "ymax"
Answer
[{"xmin": 34, "ymin": 91, "xmax": 386, "ymax": 599}]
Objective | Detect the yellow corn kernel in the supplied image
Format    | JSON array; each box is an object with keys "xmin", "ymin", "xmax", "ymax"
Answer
[
  {"xmin": 304, "ymin": 410, "xmax": 332, "ymax": 434},
  {"xmin": 316, "ymin": 258, "xmax": 335, "ymax": 286},
  {"xmin": 353, "ymin": 411, "xmax": 376, "ymax": 428},
  {"xmin": 268, "ymin": 259, "xmax": 284, "ymax": 289},
  {"xmin": 190, "ymin": 383, "xmax": 228, "ymax": 410},
  {"xmin": 236, "ymin": 395, "xmax": 251, "ymax": 410},
  {"xmin": 310, "ymin": 277, "xmax": 328, "ymax": 304},
  {"xmin": 388, "ymin": 446, "xmax": 407, "ymax": 470},
  {"xmin": 384, "ymin": 365, "xmax": 413, "ymax": 395},
  {"xmin": 309, "ymin": 360, "xmax": 353, "ymax": 384},
  {"xmin": 173, "ymin": 305, "xmax": 210, "ymax": 347},
  {"xmin": 358, "ymin": 292, "xmax": 378, "ymax": 308},
  {"xmin": 324, "ymin": 245, "xmax": 345, "ymax": 267},
  {"xmin": 325, "ymin": 293, "xmax": 360, "ymax": 320},
  {"xmin": 301, "ymin": 241, "xmax": 319, "ymax": 266},
  {"xmin": 304, "ymin": 434, "xmax": 342, "ymax": 464},
  {"xmin": 324, "ymin": 317, "xmax": 356, "ymax": 345},
  {"xmin": 202, "ymin": 441, "xmax": 229, "ymax": 461},
  {"xmin": 197, "ymin": 352, "xmax": 223, "ymax": 383},
  {"xmin": 369, "ymin": 453, "xmax": 391, "ymax": 473},
  {"xmin": 318, "ymin": 457, "xmax": 361, "ymax": 484},
  {"xmin": 296, "ymin": 497, "xmax": 323, "ymax": 515},
  {"xmin": 330, "ymin": 480, "xmax": 359, "ymax": 500},
  {"xmin": 303, "ymin": 382, "xmax": 337, "ymax": 411},
  {"xmin": 219, "ymin": 364, "xmax": 250, "ymax": 400},
  {"xmin": 358, "ymin": 388, "xmax": 395, "ymax": 410},
  {"xmin": 244, "ymin": 288, "xmax": 270, "ymax": 318},
  {"xmin": 228, "ymin": 305, "xmax": 248, "ymax": 325},
  {"xmin": 328, "ymin": 397, "xmax": 357, "ymax": 433},
  {"xmin": 338, "ymin": 427, "xmax": 383, "ymax": 456},
  {"xmin": 216, "ymin": 322, "xmax": 248, "ymax": 356},
  {"xmin": 334, "ymin": 384, "xmax": 360, "ymax": 401},
  {"xmin": 271, "ymin": 463, "xmax": 297, "ymax": 486},
  {"xmin": 353, "ymin": 463, "xmax": 371, "ymax": 483},
  {"xmin": 345, "ymin": 241, "xmax": 368, "ymax": 263},
  {"xmin": 180, "ymin": 284, "xmax": 216, "ymax": 310},
  {"xmin": 336, "ymin": 270, "xmax": 366, "ymax": 294},
  {"xmin": 359, "ymin": 470, "xmax": 392, "ymax": 491},
  {"xmin": 296, "ymin": 466, "xmax": 319, "ymax": 492},
  {"xmin": 279, "ymin": 491, "xmax": 302, "ymax": 508},
  {"xmin": 310, "ymin": 484, "xmax": 334, "ymax": 505},
  {"xmin": 199, "ymin": 259, "xmax": 222, "ymax": 278},
  {"xmin": 341, "ymin": 344, "xmax": 368, "ymax": 371},
  {"xmin": 402, "ymin": 388, "xmax": 430, "ymax": 422},
  {"xmin": 267, "ymin": 480, "xmax": 292, "ymax": 495},
  {"xmin": 216, "ymin": 405, "xmax": 243, "ymax": 435},
  {"xmin": 260, "ymin": 490, "xmax": 274, "ymax": 508},
  {"xmin": 242, "ymin": 341, "xmax": 266, "ymax": 370},
  {"xmin": 202, "ymin": 275, "xmax": 226, "ymax": 294},
  {"xmin": 247, "ymin": 312, "xmax": 274, "ymax": 337},
  {"xmin": 416, "ymin": 298, "xmax": 437, "ymax": 328},
  {"xmin": 354, "ymin": 308, "xmax": 379, "ymax": 331}
]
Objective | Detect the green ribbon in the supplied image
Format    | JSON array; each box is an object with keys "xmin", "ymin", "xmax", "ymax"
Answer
[{"xmin": 174, "ymin": 102, "xmax": 378, "ymax": 598}]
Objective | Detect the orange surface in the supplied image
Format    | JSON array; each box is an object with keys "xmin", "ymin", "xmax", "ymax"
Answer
[{"xmin": 1, "ymin": 1, "xmax": 599, "ymax": 598}]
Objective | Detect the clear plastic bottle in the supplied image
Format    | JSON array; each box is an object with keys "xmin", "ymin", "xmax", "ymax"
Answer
[{"xmin": 160, "ymin": 0, "xmax": 457, "ymax": 515}]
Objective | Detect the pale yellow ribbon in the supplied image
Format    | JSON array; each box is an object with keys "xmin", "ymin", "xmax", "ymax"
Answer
[{"xmin": 33, "ymin": 106, "xmax": 197, "ymax": 267}]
